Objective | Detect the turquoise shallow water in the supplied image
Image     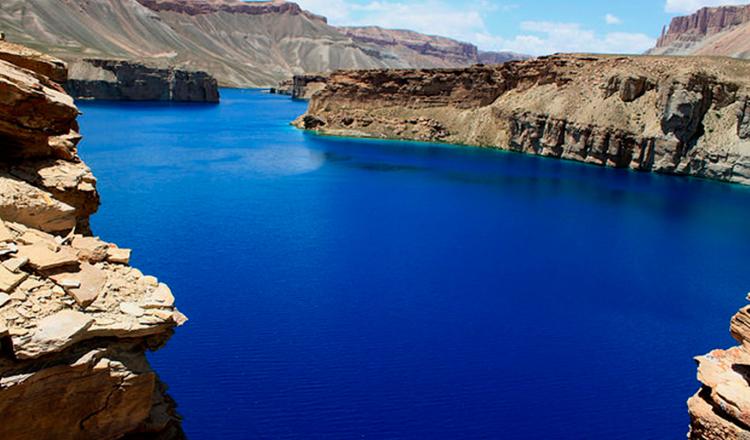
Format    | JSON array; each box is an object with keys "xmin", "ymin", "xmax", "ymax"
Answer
[{"xmin": 77, "ymin": 89, "xmax": 750, "ymax": 439}]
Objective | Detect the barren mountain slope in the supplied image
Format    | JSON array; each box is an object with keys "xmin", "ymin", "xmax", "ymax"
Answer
[{"xmin": 0, "ymin": 0, "xmax": 526, "ymax": 87}]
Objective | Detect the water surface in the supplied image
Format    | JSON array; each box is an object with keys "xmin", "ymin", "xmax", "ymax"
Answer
[{"xmin": 78, "ymin": 89, "xmax": 750, "ymax": 439}]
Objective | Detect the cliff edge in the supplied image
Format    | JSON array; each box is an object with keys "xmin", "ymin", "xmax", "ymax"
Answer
[
  {"xmin": 0, "ymin": 42, "xmax": 186, "ymax": 439},
  {"xmin": 649, "ymin": 5, "xmax": 750, "ymax": 58},
  {"xmin": 66, "ymin": 59, "xmax": 220, "ymax": 103},
  {"xmin": 295, "ymin": 54, "xmax": 750, "ymax": 185},
  {"xmin": 689, "ymin": 297, "xmax": 750, "ymax": 439}
]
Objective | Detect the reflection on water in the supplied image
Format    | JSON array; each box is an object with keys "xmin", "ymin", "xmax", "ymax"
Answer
[{"xmin": 77, "ymin": 90, "xmax": 750, "ymax": 440}]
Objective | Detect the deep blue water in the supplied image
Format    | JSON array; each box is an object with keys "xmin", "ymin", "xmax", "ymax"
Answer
[{"xmin": 77, "ymin": 89, "xmax": 750, "ymax": 439}]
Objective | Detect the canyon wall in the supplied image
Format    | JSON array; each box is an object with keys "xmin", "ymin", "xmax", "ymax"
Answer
[
  {"xmin": 0, "ymin": 42, "xmax": 185, "ymax": 439},
  {"xmin": 0, "ymin": 0, "xmax": 525, "ymax": 88},
  {"xmin": 295, "ymin": 54, "xmax": 750, "ymax": 185},
  {"xmin": 649, "ymin": 5, "xmax": 750, "ymax": 58},
  {"xmin": 66, "ymin": 59, "xmax": 219, "ymax": 102}
]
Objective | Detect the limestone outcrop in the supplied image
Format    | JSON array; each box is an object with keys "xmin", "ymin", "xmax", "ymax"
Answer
[
  {"xmin": 688, "ymin": 298, "xmax": 750, "ymax": 439},
  {"xmin": 66, "ymin": 59, "xmax": 220, "ymax": 102},
  {"xmin": 0, "ymin": 43, "xmax": 185, "ymax": 438},
  {"xmin": 649, "ymin": 5, "xmax": 750, "ymax": 59},
  {"xmin": 295, "ymin": 54, "xmax": 750, "ymax": 185}
]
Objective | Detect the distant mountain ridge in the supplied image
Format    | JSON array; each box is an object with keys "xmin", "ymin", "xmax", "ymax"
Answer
[
  {"xmin": 649, "ymin": 4, "xmax": 750, "ymax": 58},
  {"xmin": 0, "ymin": 0, "xmax": 526, "ymax": 88}
]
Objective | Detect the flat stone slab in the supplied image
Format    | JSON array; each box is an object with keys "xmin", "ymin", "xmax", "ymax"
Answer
[
  {"xmin": 0, "ymin": 264, "xmax": 27, "ymax": 292},
  {"xmin": 49, "ymin": 262, "xmax": 107, "ymax": 308},
  {"xmin": 17, "ymin": 243, "xmax": 79, "ymax": 271},
  {"xmin": 0, "ymin": 292, "xmax": 10, "ymax": 308},
  {"xmin": 106, "ymin": 247, "xmax": 131, "ymax": 265},
  {"xmin": 71, "ymin": 235, "xmax": 108, "ymax": 263},
  {"xmin": 15, "ymin": 310, "xmax": 94, "ymax": 359}
]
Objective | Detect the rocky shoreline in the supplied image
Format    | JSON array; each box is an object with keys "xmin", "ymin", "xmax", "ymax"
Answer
[
  {"xmin": 295, "ymin": 54, "xmax": 750, "ymax": 185},
  {"xmin": 0, "ymin": 42, "xmax": 185, "ymax": 438},
  {"xmin": 294, "ymin": 55, "xmax": 750, "ymax": 437},
  {"xmin": 65, "ymin": 59, "xmax": 219, "ymax": 103}
]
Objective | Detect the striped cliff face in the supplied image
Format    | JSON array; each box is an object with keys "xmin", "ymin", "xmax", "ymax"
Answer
[{"xmin": 649, "ymin": 5, "xmax": 750, "ymax": 58}]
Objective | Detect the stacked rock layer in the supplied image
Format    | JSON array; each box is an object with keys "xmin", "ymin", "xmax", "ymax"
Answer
[
  {"xmin": 296, "ymin": 54, "xmax": 750, "ymax": 185},
  {"xmin": 0, "ymin": 41, "xmax": 185, "ymax": 439}
]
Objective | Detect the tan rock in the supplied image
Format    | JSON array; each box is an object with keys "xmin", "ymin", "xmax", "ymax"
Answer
[
  {"xmin": 120, "ymin": 302, "xmax": 145, "ymax": 318},
  {"xmin": 142, "ymin": 283, "xmax": 175, "ymax": 309},
  {"xmin": 0, "ymin": 175, "xmax": 77, "ymax": 233},
  {"xmin": 3, "ymin": 256, "xmax": 29, "ymax": 273},
  {"xmin": 71, "ymin": 235, "xmax": 109, "ymax": 263},
  {"xmin": 0, "ymin": 347, "xmax": 159, "ymax": 440},
  {"xmin": 142, "ymin": 275, "xmax": 158, "ymax": 287},
  {"xmin": 49, "ymin": 262, "xmax": 107, "ymax": 308},
  {"xmin": 107, "ymin": 247, "xmax": 132, "ymax": 265},
  {"xmin": 17, "ymin": 243, "xmax": 79, "ymax": 271},
  {"xmin": 0, "ymin": 292, "xmax": 10, "ymax": 308},
  {"xmin": 0, "ymin": 219, "xmax": 13, "ymax": 242},
  {"xmin": 15, "ymin": 310, "xmax": 94, "ymax": 359},
  {"xmin": 0, "ymin": 264, "xmax": 27, "ymax": 292}
]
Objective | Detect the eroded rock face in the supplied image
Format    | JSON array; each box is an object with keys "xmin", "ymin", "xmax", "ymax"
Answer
[
  {"xmin": 688, "ymin": 300, "xmax": 750, "ymax": 439},
  {"xmin": 650, "ymin": 5, "xmax": 750, "ymax": 58},
  {"xmin": 0, "ymin": 43, "xmax": 185, "ymax": 438},
  {"xmin": 66, "ymin": 59, "xmax": 220, "ymax": 103},
  {"xmin": 296, "ymin": 54, "xmax": 750, "ymax": 185}
]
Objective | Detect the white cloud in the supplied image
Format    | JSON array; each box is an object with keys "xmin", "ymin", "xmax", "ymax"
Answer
[
  {"xmin": 665, "ymin": 0, "xmax": 750, "ymax": 13},
  {"xmin": 605, "ymin": 13, "xmax": 622, "ymax": 25},
  {"xmin": 477, "ymin": 21, "xmax": 655, "ymax": 56},
  {"xmin": 296, "ymin": 1, "xmax": 655, "ymax": 56}
]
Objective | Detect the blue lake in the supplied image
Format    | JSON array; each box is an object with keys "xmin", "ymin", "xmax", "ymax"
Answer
[{"xmin": 77, "ymin": 89, "xmax": 750, "ymax": 439}]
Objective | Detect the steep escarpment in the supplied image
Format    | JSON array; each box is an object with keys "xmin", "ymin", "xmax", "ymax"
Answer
[
  {"xmin": 0, "ymin": 0, "xmax": 526, "ymax": 88},
  {"xmin": 688, "ymin": 297, "xmax": 750, "ymax": 439},
  {"xmin": 340, "ymin": 26, "xmax": 526, "ymax": 67},
  {"xmin": 296, "ymin": 54, "xmax": 750, "ymax": 185},
  {"xmin": 649, "ymin": 5, "xmax": 750, "ymax": 58},
  {"xmin": 0, "ymin": 43, "xmax": 185, "ymax": 438},
  {"xmin": 66, "ymin": 59, "xmax": 219, "ymax": 102}
]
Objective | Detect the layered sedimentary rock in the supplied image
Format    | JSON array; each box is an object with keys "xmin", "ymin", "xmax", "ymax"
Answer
[
  {"xmin": 649, "ymin": 5, "xmax": 750, "ymax": 58},
  {"xmin": 0, "ymin": 0, "xmax": 527, "ymax": 88},
  {"xmin": 65, "ymin": 59, "xmax": 219, "ymax": 102},
  {"xmin": 0, "ymin": 43, "xmax": 185, "ymax": 438},
  {"xmin": 688, "ymin": 297, "xmax": 750, "ymax": 439},
  {"xmin": 295, "ymin": 54, "xmax": 750, "ymax": 185},
  {"xmin": 270, "ymin": 74, "xmax": 328, "ymax": 99}
]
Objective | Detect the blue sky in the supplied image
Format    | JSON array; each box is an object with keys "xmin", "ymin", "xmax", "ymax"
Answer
[{"xmin": 295, "ymin": 0, "xmax": 750, "ymax": 54}]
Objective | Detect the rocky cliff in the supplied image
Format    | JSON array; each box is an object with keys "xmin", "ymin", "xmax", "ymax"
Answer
[
  {"xmin": 0, "ymin": 42, "xmax": 185, "ymax": 439},
  {"xmin": 649, "ymin": 5, "xmax": 750, "ymax": 58},
  {"xmin": 295, "ymin": 54, "xmax": 750, "ymax": 185},
  {"xmin": 66, "ymin": 59, "xmax": 220, "ymax": 102},
  {"xmin": 270, "ymin": 74, "xmax": 328, "ymax": 99},
  {"xmin": 689, "ymin": 297, "xmax": 750, "ymax": 439},
  {"xmin": 0, "ymin": 0, "xmax": 526, "ymax": 88}
]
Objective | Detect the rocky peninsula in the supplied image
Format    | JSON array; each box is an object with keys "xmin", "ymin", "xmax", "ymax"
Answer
[
  {"xmin": 295, "ymin": 54, "xmax": 750, "ymax": 185},
  {"xmin": 0, "ymin": 41, "xmax": 185, "ymax": 438}
]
